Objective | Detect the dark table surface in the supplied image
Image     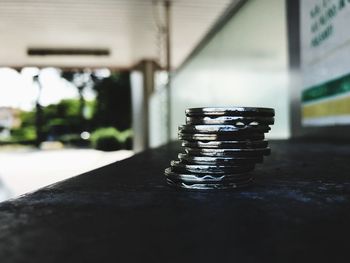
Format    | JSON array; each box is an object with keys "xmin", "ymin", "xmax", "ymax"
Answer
[{"xmin": 0, "ymin": 140, "xmax": 350, "ymax": 263}]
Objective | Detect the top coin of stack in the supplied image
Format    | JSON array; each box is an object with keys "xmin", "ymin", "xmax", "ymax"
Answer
[{"xmin": 164, "ymin": 107, "xmax": 275, "ymax": 190}]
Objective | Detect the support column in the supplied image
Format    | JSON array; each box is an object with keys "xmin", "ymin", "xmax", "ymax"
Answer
[
  {"xmin": 165, "ymin": 0, "xmax": 172, "ymax": 142},
  {"xmin": 131, "ymin": 60, "xmax": 158, "ymax": 152}
]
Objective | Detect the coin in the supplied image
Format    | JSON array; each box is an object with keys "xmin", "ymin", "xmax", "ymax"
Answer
[
  {"xmin": 184, "ymin": 147, "xmax": 271, "ymax": 157},
  {"xmin": 178, "ymin": 153, "xmax": 264, "ymax": 165},
  {"xmin": 182, "ymin": 140, "xmax": 268, "ymax": 149},
  {"xmin": 170, "ymin": 161, "xmax": 255, "ymax": 174},
  {"xmin": 186, "ymin": 116, "xmax": 274, "ymax": 125},
  {"xmin": 165, "ymin": 177, "xmax": 254, "ymax": 190},
  {"xmin": 185, "ymin": 107, "xmax": 274, "ymax": 117},
  {"xmin": 179, "ymin": 124, "xmax": 270, "ymax": 134},
  {"xmin": 164, "ymin": 106, "xmax": 275, "ymax": 190},
  {"xmin": 178, "ymin": 132, "xmax": 265, "ymax": 141},
  {"xmin": 165, "ymin": 168, "xmax": 253, "ymax": 183}
]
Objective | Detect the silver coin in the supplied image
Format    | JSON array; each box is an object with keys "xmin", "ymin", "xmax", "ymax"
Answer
[
  {"xmin": 185, "ymin": 147, "xmax": 271, "ymax": 157},
  {"xmin": 164, "ymin": 106, "xmax": 275, "ymax": 190},
  {"xmin": 170, "ymin": 161, "xmax": 255, "ymax": 174},
  {"xmin": 178, "ymin": 153, "xmax": 263, "ymax": 165},
  {"xmin": 165, "ymin": 167, "xmax": 252, "ymax": 183},
  {"xmin": 185, "ymin": 107, "xmax": 274, "ymax": 117},
  {"xmin": 165, "ymin": 177, "xmax": 253, "ymax": 190},
  {"xmin": 186, "ymin": 116, "xmax": 275, "ymax": 125},
  {"xmin": 182, "ymin": 140, "xmax": 268, "ymax": 149},
  {"xmin": 179, "ymin": 124, "xmax": 270, "ymax": 134},
  {"xmin": 178, "ymin": 132, "xmax": 265, "ymax": 141}
]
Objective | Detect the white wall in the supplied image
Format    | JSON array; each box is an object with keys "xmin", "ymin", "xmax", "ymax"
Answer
[{"xmin": 170, "ymin": 0, "xmax": 290, "ymax": 139}]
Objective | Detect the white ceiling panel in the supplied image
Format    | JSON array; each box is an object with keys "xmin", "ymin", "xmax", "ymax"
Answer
[{"xmin": 0, "ymin": 0, "xmax": 234, "ymax": 69}]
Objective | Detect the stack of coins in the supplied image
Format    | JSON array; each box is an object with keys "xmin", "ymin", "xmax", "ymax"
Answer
[{"xmin": 164, "ymin": 107, "xmax": 275, "ymax": 190}]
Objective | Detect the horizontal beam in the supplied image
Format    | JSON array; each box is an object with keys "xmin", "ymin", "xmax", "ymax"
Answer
[{"xmin": 27, "ymin": 48, "xmax": 110, "ymax": 56}]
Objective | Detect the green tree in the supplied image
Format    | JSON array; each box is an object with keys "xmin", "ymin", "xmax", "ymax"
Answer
[{"xmin": 92, "ymin": 72, "xmax": 131, "ymax": 131}]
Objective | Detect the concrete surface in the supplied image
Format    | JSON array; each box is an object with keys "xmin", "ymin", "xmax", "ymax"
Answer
[
  {"xmin": 0, "ymin": 148, "xmax": 133, "ymax": 201},
  {"xmin": 0, "ymin": 140, "xmax": 349, "ymax": 262}
]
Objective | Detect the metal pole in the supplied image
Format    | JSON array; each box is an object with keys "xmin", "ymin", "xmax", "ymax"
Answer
[
  {"xmin": 165, "ymin": 0, "xmax": 172, "ymax": 142},
  {"xmin": 33, "ymin": 75, "xmax": 44, "ymax": 147}
]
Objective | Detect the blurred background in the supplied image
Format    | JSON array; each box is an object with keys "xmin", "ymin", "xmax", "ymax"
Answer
[{"xmin": 1, "ymin": 0, "xmax": 349, "ymax": 200}]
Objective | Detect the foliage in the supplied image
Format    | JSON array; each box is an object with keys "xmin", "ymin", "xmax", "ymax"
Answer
[
  {"xmin": 92, "ymin": 72, "xmax": 131, "ymax": 131},
  {"xmin": 41, "ymin": 99, "xmax": 94, "ymax": 137},
  {"xmin": 7, "ymin": 111, "xmax": 36, "ymax": 143},
  {"xmin": 10, "ymin": 126, "xmax": 36, "ymax": 142},
  {"xmin": 20, "ymin": 110, "xmax": 36, "ymax": 127},
  {"xmin": 84, "ymin": 100, "xmax": 96, "ymax": 120},
  {"xmin": 58, "ymin": 133, "xmax": 90, "ymax": 147},
  {"xmin": 5, "ymin": 99, "xmax": 88, "ymax": 143},
  {"xmin": 42, "ymin": 99, "xmax": 80, "ymax": 120},
  {"xmin": 3, "ymin": 70, "xmax": 133, "ymax": 150},
  {"xmin": 90, "ymin": 127, "xmax": 132, "ymax": 151}
]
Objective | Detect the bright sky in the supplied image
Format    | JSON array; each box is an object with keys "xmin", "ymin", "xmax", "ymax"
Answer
[{"xmin": 0, "ymin": 67, "xmax": 96, "ymax": 111}]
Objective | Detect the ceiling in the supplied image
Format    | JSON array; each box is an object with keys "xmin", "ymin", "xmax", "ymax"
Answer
[{"xmin": 0, "ymin": 0, "xmax": 234, "ymax": 69}]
